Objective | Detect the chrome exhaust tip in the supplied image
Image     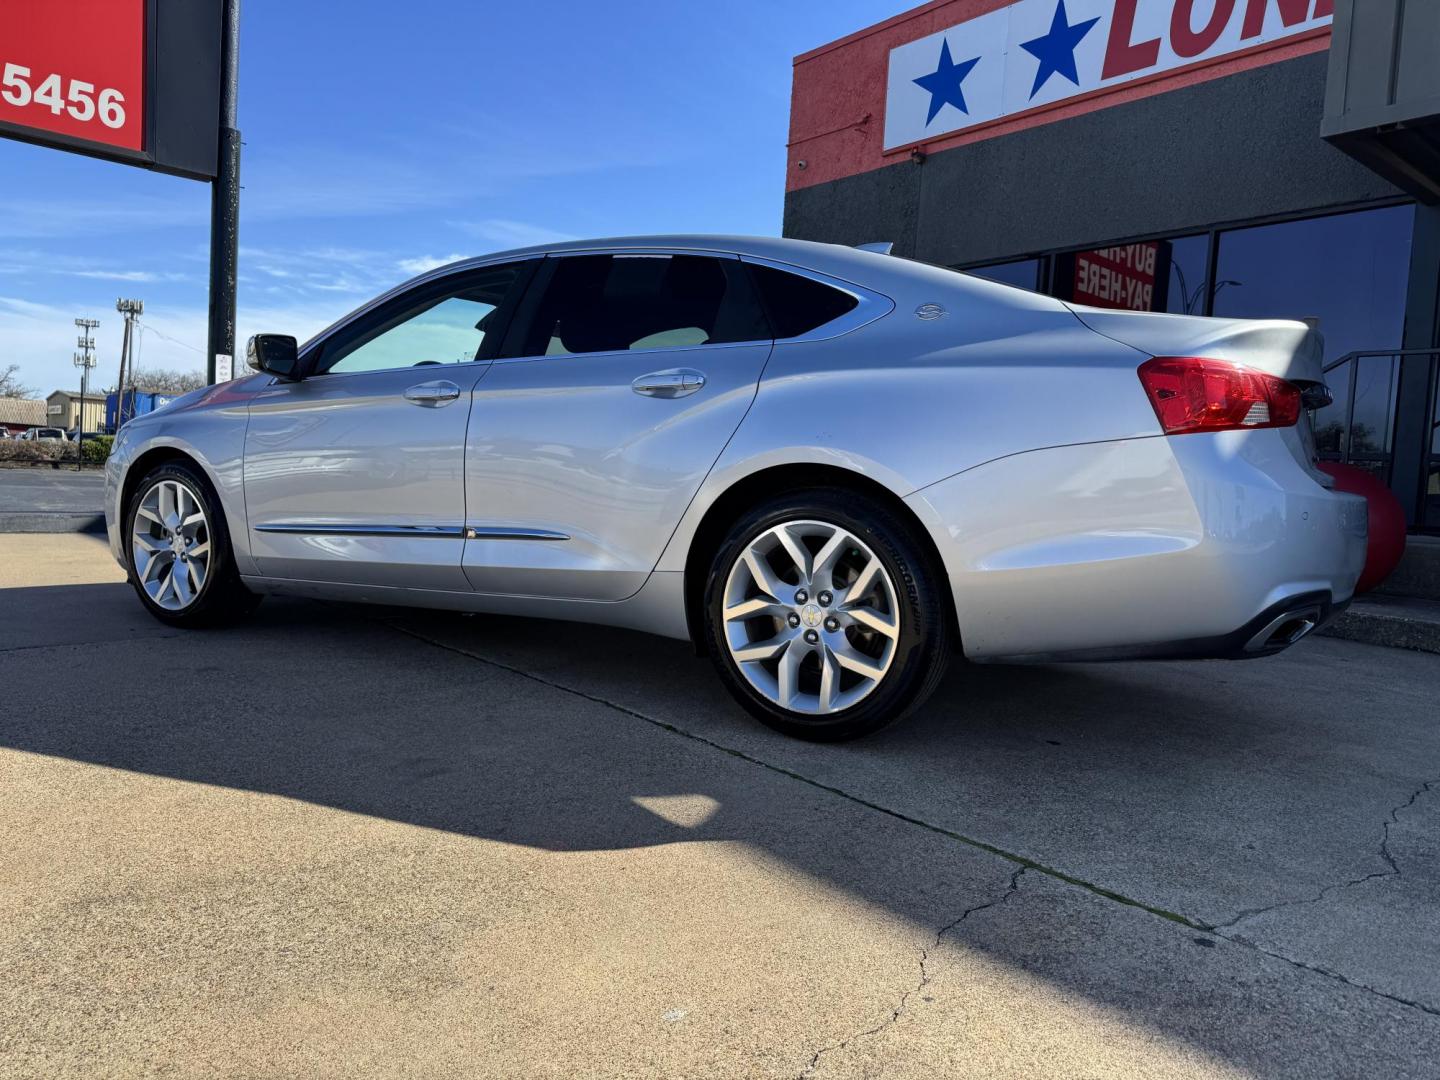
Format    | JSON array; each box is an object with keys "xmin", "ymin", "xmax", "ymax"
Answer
[{"xmin": 1244, "ymin": 605, "xmax": 1323, "ymax": 654}]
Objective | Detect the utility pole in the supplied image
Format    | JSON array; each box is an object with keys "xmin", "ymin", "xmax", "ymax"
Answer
[
  {"xmin": 206, "ymin": 0, "xmax": 242, "ymax": 385},
  {"xmin": 73, "ymin": 318, "xmax": 99, "ymax": 473},
  {"xmin": 115, "ymin": 299, "xmax": 144, "ymax": 430}
]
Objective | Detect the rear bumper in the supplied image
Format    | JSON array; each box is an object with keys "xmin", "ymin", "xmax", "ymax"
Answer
[
  {"xmin": 986, "ymin": 590, "xmax": 1350, "ymax": 663},
  {"xmin": 906, "ymin": 430, "xmax": 1368, "ymax": 662}
]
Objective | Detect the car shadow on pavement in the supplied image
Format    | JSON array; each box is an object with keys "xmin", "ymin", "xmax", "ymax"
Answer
[
  {"xmin": 3, "ymin": 581, "xmax": 1438, "ymax": 1076},
  {"xmin": 380, "ymin": 597, "xmax": 1440, "ymax": 937}
]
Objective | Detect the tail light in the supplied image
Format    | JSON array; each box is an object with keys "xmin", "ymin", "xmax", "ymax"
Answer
[{"xmin": 1137, "ymin": 356, "xmax": 1302, "ymax": 435}]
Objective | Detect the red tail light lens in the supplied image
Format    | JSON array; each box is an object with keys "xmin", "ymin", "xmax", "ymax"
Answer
[{"xmin": 1137, "ymin": 356, "xmax": 1302, "ymax": 435}]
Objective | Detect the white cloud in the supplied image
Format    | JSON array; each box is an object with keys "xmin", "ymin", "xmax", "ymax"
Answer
[
  {"xmin": 0, "ymin": 197, "xmax": 207, "ymax": 240},
  {"xmin": 0, "ymin": 248, "xmax": 191, "ymax": 285},
  {"xmin": 239, "ymin": 244, "xmax": 401, "ymax": 298},
  {"xmin": 71, "ymin": 270, "xmax": 189, "ymax": 284},
  {"xmin": 455, "ymin": 219, "xmax": 578, "ymax": 249},
  {"xmin": 0, "ymin": 294, "xmax": 351, "ymax": 395},
  {"xmin": 396, "ymin": 253, "xmax": 470, "ymax": 276},
  {"xmin": 0, "ymin": 296, "xmax": 56, "ymax": 319}
]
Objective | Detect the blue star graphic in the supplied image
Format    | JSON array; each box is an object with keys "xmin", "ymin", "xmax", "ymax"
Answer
[
  {"xmin": 1020, "ymin": 0, "xmax": 1100, "ymax": 99},
  {"xmin": 913, "ymin": 40, "xmax": 982, "ymax": 125}
]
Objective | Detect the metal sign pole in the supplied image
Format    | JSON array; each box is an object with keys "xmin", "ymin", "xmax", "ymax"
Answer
[{"xmin": 205, "ymin": 0, "xmax": 242, "ymax": 385}]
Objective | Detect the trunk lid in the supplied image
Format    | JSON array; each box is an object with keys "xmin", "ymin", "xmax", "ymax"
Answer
[{"xmin": 1063, "ymin": 305, "xmax": 1325, "ymax": 385}]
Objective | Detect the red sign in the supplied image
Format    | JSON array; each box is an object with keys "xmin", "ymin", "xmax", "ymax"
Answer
[
  {"xmin": 1072, "ymin": 243, "xmax": 1161, "ymax": 311},
  {"xmin": 0, "ymin": 0, "xmax": 146, "ymax": 154}
]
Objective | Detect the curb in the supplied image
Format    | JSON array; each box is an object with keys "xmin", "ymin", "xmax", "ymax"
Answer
[
  {"xmin": 1319, "ymin": 601, "xmax": 1440, "ymax": 656},
  {"xmin": 0, "ymin": 512, "xmax": 106, "ymax": 534}
]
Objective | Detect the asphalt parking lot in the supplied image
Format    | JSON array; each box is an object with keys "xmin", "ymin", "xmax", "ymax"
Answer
[
  {"xmin": 2, "ymin": 533, "xmax": 1437, "ymax": 1078},
  {"xmin": 0, "ymin": 468, "xmax": 104, "ymax": 532}
]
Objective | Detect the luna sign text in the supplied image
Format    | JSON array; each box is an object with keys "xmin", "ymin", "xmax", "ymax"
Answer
[{"xmin": 885, "ymin": 0, "xmax": 1333, "ymax": 150}]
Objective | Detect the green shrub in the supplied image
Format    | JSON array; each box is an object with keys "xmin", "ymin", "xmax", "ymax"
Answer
[
  {"xmin": 81, "ymin": 435, "xmax": 113, "ymax": 464},
  {"xmin": 0, "ymin": 438, "xmax": 80, "ymax": 464}
]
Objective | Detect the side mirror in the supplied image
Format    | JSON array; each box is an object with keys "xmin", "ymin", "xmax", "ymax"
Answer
[{"xmin": 246, "ymin": 334, "xmax": 300, "ymax": 379}]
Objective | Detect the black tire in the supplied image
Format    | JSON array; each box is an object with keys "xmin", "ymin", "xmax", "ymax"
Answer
[
  {"xmin": 703, "ymin": 488, "xmax": 951, "ymax": 741},
  {"xmin": 124, "ymin": 460, "xmax": 261, "ymax": 628}
]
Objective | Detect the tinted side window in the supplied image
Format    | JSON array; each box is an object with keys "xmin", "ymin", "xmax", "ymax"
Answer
[
  {"xmin": 522, "ymin": 255, "xmax": 768, "ymax": 356},
  {"xmin": 319, "ymin": 262, "xmax": 528, "ymax": 375},
  {"xmin": 747, "ymin": 264, "xmax": 859, "ymax": 339}
]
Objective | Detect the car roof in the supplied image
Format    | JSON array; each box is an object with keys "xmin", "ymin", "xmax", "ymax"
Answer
[{"xmin": 410, "ymin": 235, "xmax": 915, "ymax": 288}]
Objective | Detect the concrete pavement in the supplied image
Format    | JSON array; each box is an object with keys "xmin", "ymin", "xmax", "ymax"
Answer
[{"xmin": 1, "ymin": 534, "xmax": 1437, "ymax": 1078}]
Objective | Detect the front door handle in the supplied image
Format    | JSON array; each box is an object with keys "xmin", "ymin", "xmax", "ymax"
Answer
[
  {"xmin": 404, "ymin": 380, "xmax": 462, "ymax": 407},
  {"xmin": 632, "ymin": 368, "xmax": 707, "ymax": 399}
]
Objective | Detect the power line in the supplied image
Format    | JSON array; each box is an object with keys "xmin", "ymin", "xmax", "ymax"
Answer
[{"xmin": 137, "ymin": 321, "xmax": 205, "ymax": 355}]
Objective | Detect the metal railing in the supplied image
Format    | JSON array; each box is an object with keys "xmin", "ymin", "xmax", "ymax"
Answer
[{"xmin": 1317, "ymin": 348, "xmax": 1440, "ymax": 530}]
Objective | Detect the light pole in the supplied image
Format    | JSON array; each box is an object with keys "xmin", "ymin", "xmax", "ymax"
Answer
[
  {"xmin": 115, "ymin": 299, "xmax": 144, "ymax": 429},
  {"xmin": 74, "ymin": 318, "xmax": 99, "ymax": 473}
]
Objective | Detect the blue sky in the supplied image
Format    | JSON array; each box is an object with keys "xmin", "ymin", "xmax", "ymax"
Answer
[{"xmin": 1, "ymin": 0, "xmax": 899, "ymax": 394}]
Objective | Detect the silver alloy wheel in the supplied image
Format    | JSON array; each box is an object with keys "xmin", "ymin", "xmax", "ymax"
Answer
[
  {"xmin": 130, "ymin": 478, "xmax": 211, "ymax": 611},
  {"xmin": 722, "ymin": 519, "xmax": 900, "ymax": 715}
]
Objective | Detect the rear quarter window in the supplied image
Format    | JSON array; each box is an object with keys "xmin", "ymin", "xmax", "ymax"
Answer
[{"xmin": 746, "ymin": 264, "xmax": 860, "ymax": 339}]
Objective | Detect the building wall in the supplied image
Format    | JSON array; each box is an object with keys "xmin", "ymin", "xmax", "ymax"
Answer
[
  {"xmin": 784, "ymin": 52, "xmax": 1402, "ymax": 267},
  {"xmin": 45, "ymin": 394, "xmax": 106, "ymax": 432}
]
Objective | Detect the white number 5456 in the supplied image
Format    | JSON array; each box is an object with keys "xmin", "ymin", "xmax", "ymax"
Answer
[{"xmin": 2, "ymin": 62, "xmax": 127, "ymax": 129}]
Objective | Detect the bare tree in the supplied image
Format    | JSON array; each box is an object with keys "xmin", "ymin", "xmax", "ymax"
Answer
[
  {"xmin": 0, "ymin": 363, "xmax": 33, "ymax": 399},
  {"xmin": 127, "ymin": 368, "xmax": 207, "ymax": 394}
]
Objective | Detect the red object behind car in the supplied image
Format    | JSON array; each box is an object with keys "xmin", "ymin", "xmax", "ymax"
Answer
[{"xmin": 1317, "ymin": 462, "xmax": 1406, "ymax": 594}]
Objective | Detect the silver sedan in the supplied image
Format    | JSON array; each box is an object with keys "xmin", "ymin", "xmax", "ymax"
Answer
[{"xmin": 105, "ymin": 236, "xmax": 1367, "ymax": 740}]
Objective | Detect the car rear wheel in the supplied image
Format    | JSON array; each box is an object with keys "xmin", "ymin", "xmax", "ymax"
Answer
[
  {"xmin": 125, "ymin": 461, "xmax": 260, "ymax": 627},
  {"xmin": 704, "ymin": 489, "xmax": 951, "ymax": 741}
]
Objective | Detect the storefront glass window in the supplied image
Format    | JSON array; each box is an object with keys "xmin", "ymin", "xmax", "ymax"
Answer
[
  {"xmin": 1212, "ymin": 207, "xmax": 1413, "ymax": 360},
  {"xmin": 968, "ymin": 259, "xmax": 1040, "ymax": 290},
  {"xmin": 1213, "ymin": 206, "xmax": 1415, "ymax": 473},
  {"xmin": 1051, "ymin": 236, "xmax": 1207, "ymax": 313},
  {"xmin": 1159, "ymin": 235, "xmax": 1210, "ymax": 315}
]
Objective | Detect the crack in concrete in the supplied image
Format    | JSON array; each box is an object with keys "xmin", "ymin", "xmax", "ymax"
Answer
[
  {"xmin": 385, "ymin": 620, "xmax": 1440, "ymax": 1023},
  {"xmin": 1210, "ymin": 779, "xmax": 1438, "ymax": 933},
  {"xmin": 799, "ymin": 867, "xmax": 1027, "ymax": 1078},
  {"xmin": 1213, "ymin": 934, "xmax": 1440, "ymax": 1018},
  {"xmin": 0, "ymin": 634, "xmax": 182, "ymax": 657}
]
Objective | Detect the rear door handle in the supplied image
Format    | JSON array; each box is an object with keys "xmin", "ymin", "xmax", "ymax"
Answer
[
  {"xmin": 404, "ymin": 380, "xmax": 462, "ymax": 407},
  {"xmin": 632, "ymin": 369, "xmax": 707, "ymax": 399}
]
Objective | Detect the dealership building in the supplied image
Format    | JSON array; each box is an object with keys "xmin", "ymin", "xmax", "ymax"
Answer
[{"xmin": 784, "ymin": 0, "xmax": 1440, "ymax": 533}]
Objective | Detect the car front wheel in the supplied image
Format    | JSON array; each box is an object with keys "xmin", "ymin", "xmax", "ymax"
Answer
[
  {"xmin": 125, "ymin": 461, "xmax": 260, "ymax": 627},
  {"xmin": 703, "ymin": 489, "xmax": 951, "ymax": 741}
]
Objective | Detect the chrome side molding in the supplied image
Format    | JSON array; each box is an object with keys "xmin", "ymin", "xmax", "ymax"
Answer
[
  {"xmin": 255, "ymin": 523, "xmax": 572, "ymax": 542},
  {"xmin": 255, "ymin": 523, "xmax": 464, "ymax": 538},
  {"xmin": 463, "ymin": 526, "xmax": 571, "ymax": 541}
]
